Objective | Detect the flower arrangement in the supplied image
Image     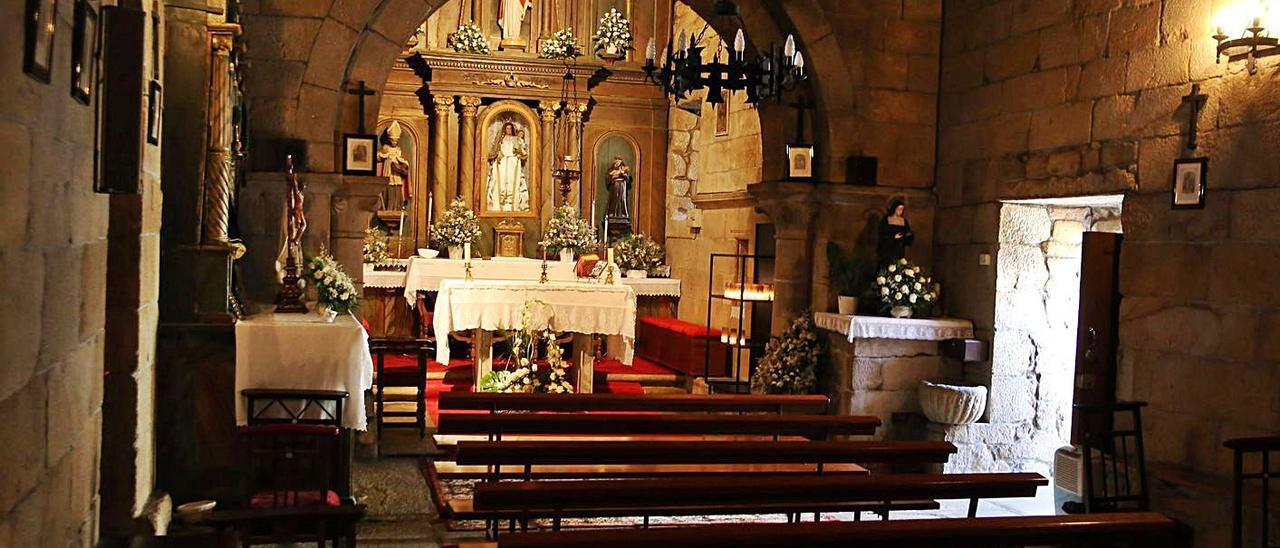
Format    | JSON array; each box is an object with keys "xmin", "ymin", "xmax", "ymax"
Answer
[
  {"xmin": 539, "ymin": 206, "xmax": 597, "ymax": 254},
  {"xmin": 306, "ymin": 251, "xmax": 359, "ymax": 316},
  {"xmin": 363, "ymin": 227, "xmax": 390, "ymax": 264},
  {"xmin": 480, "ymin": 299, "xmax": 574, "ymax": 394},
  {"xmin": 873, "ymin": 258, "xmax": 938, "ymax": 318},
  {"xmin": 592, "ymin": 9, "xmax": 633, "ymax": 58},
  {"xmin": 614, "ymin": 233, "xmax": 664, "ymax": 272},
  {"xmin": 447, "ymin": 21, "xmax": 491, "ymax": 54},
  {"xmin": 539, "ymin": 27, "xmax": 581, "ymax": 60},
  {"xmin": 750, "ymin": 314, "xmax": 820, "ymax": 395},
  {"xmin": 432, "ymin": 198, "xmax": 481, "ymax": 249}
]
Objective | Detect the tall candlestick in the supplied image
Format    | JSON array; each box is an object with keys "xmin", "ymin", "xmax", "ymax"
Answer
[{"xmin": 464, "ymin": 242, "xmax": 471, "ymax": 262}]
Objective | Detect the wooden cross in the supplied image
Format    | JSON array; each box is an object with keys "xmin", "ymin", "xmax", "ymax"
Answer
[
  {"xmin": 789, "ymin": 94, "xmax": 814, "ymax": 143},
  {"xmin": 347, "ymin": 80, "xmax": 377, "ymax": 133},
  {"xmin": 1181, "ymin": 83, "xmax": 1208, "ymax": 150}
]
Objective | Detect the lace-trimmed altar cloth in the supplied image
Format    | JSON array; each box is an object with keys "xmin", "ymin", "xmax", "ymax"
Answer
[
  {"xmin": 813, "ymin": 312, "xmax": 975, "ymax": 342},
  {"xmin": 433, "ymin": 279, "xmax": 637, "ymax": 366}
]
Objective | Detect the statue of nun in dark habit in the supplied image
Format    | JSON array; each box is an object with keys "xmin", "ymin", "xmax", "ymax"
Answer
[{"xmin": 876, "ymin": 199, "xmax": 914, "ymax": 267}]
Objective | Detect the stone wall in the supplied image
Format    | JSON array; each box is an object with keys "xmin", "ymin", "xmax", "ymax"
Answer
[
  {"xmin": 821, "ymin": 333, "xmax": 955, "ymax": 441},
  {"xmin": 936, "ymin": 0, "xmax": 1280, "ymax": 542},
  {"xmin": 0, "ymin": 0, "xmax": 158, "ymax": 543}
]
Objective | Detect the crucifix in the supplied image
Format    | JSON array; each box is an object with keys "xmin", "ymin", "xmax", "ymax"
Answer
[
  {"xmin": 789, "ymin": 94, "xmax": 814, "ymax": 143},
  {"xmin": 347, "ymin": 80, "xmax": 377, "ymax": 133},
  {"xmin": 1181, "ymin": 83, "xmax": 1208, "ymax": 151}
]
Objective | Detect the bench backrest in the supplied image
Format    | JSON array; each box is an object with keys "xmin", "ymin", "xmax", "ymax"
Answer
[
  {"xmin": 436, "ymin": 413, "xmax": 880, "ymax": 439},
  {"xmin": 454, "ymin": 440, "xmax": 955, "ymax": 466},
  {"xmin": 472, "ymin": 472, "xmax": 1045, "ymax": 512},
  {"xmin": 488, "ymin": 512, "xmax": 1180, "ymax": 547},
  {"xmin": 438, "ymin": 392, "xmax": 829, "ymax": 414}
]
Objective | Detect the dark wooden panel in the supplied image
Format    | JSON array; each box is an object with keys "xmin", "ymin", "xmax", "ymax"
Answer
[
  {"xmin": 437, "ymin": 412, "xmax": 880, "ymax": 438},
  {"xmin": 454, "ymin": 440, "xmax": 955, "ymax": 466},
  {"xmin": 438, "ymin": 392, "xmax": 830, "ymax": 413}
]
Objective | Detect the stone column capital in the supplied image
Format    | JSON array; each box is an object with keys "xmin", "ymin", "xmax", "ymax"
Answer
[
  {"xmin": 564, "ymin": 101, "xmax": 589, "ymax": 122},
  {"xmin": 538, "ymin": 100, "xmax": 560, "ymax": 121},
  {"xmin": 432, "ymin": 95, "xmax": 455, "ymax": 115},
  {"xmin": 748, "ymin": 181, "xmax": 819, "ymax": 239},
  {"xmin": 458, "ymin": 95, "xmax": 482, "ymax": 116}
]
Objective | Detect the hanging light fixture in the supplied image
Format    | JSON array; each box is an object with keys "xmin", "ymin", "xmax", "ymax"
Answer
[
  {"xmin": 642, "ymin": 0, "xmax": 806, "ymax": 104},
  {"xmin": 1213, "ymin": 0, "xmax": 1278, "ymax": 74},
  {"xmin": 551, "ymin": 58, "xmax": 586, "ymax": 205}
]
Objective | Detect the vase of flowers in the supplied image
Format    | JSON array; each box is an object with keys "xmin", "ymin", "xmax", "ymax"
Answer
[
  {"xmin": 593, "ymin": 9, "xmax": 632, "ymax": 61},
  {"xmin": 750, "ymin": 314, "xmax": 820, "ymax": 395},
  {"xmin": 539, "ymin": 27, "xmax": 580, "ymax": 60},
  {"xmin": 306, "ymin": 251, "xmax": 359, "ymax": 322},
  {"xmin": 826, "ymin": 242, "xmax": 868, "ymax": 315},
  {"xmin": 433, "ymin": 198, "xmax": 480, "ymax": 257},
  {"xmin": 614, "ymin": 233, "xmax": 664, "ymax": 275},
  {"xmin": 872, "ymin": 258, "xmax": 938, "ymax": 319},
  {"xmin": 480, "ymin": 299, "xmax": 575, "ymax": 394},
  {"xmin": 540, "ymin": 206, "xmax": 597, "ymax": 261},
  {"xmin": 447, "ymin": 21, "xmax": 491, "ymax": 54}
]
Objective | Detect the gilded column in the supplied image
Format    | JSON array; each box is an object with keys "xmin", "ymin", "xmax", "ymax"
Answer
[
  {"xmin": 564, "ymin": 101, "xmax": 589, "ymax": 209},
  {"xmin": 538, "ymin": 100, "xmax": 559, "ymax": 217},
  {"xmin": 457, "ymin": 96, "xmax": 482, "ymax": 209},
  {"xmin": 430, "ymin": 95, "xmax": 454, "ymax": 228},
  {"xmin": 202, "ymin": 25, "xmax": 240, "ymax": 244}
]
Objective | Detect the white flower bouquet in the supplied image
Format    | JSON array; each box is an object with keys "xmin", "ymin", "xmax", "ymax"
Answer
[
  {"xmin": 539, "ymin": 206, "xmax": 597, "ymax": 254},
  {"xmin": 873, "ymin": 258, "xmax": 938, "ymax": 317},
  {"xmin": 592, "ymin": 9, "xmax": 633, "ymax": 57},
  {"xmin": 539, "ymin": 27, "xmax": 581, "ymax": 60},
  {"xmin": 614, "ymin": 233, "xmax": 664, "ymax": 272},
  {"xmin": 306, "ymin": 251, "xmax": 359, "ymax": 315},
  {"xmin": 447, "ymin": 21, "xmax": 491, "ymax": 54},
  {"xmin": 363, "ymin": 227, "xmax": 390, "ymax": 264},
  {"xmin": 432, "ymin": 198, "xmax": 481, "ymax": 249},
  {"xmin": 481, "ymin": 299, "xmax": 575, "ymax": 394},
  {"xmin": 750, "ymin": 314, "xmax": 820, "ymax": 395}
]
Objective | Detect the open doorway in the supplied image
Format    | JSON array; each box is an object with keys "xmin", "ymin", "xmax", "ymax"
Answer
[{"xmin": 993, "ymin": 195, "xmax": 1123, "ymax": 464}]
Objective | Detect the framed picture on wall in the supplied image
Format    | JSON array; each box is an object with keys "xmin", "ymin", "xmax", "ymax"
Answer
[
  {"xmin": 24, "ymin": 0, "xmax": 58, "ymax": 83},
  {"xmin": 1171, "ymin": 157, "xmax": 1207, "ymax": 209},
  {"xmin": 342, "ymin": 133, "xmax": 377, "ymax": 175},
  {"xmin": 70, "ymin": 0, "xmax": 98, "ymax": 104},
  {"xmin": 146, "ymin": 79, "xmax": 162, "ymax": 145},
  {"xmin": 786, "ymin": 144, "xmax": 815, "ymax": 180}
]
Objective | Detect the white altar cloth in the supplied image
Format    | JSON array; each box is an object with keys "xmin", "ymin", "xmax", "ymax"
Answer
[
  {"xmin": 619, "ymin": 277, "xmax": 681, "ymax": 297},
  {"xmin": 402, "ymin": 257, "xmax": 576, "ymax": 302},
  {"xmin": 234, "ymin": 312, "xmax": 374, "ymax": 430},
  {"xmin": 813, "ymin": 312, "xmax": 974, "ymax": 342},
  {"xmin": 433, "ymin": 279, "xmax": 637, "ymax": 366}
]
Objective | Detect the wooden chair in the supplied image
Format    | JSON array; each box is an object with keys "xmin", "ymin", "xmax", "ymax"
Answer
[
  {"xmin": 435, "ymin": 412, "xmax": 880, "ymax": 440},
  {"xmin": 459, "ymin": 512, "xmax": 1183, "ymax": 548},
  {"xmin": 437, "ymin": 392, "xmax": 830, "ymax": 414},
  {"xmin": 368, "ymin": 337, "xmax": 433, "ymax": 440},
  {"xmin": 222, "ymin": 424, "xmax": 364, "ymax": 547},
  {"xmin": 1068, "ymin": 401, "xmax": 1150, "ymax": 514},
  {"xmin": 1224, "ymin": 435, "xmax": 1280, "ymax": 548}
]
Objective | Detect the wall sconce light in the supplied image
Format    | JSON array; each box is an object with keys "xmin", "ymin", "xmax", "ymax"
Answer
[{"xmin": 1214, "ymin": 1, "xmax": 1278, "ymax": 74}]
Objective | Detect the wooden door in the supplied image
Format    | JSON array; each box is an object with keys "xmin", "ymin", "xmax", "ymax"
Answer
[{"xmin": 1071, "ymin": 232, "xmax": 1122, "ymax": 444}]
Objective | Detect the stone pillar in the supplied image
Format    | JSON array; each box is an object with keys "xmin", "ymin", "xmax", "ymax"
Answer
[
  {"xmin": 457, "ymin": 96, "xmax": 482, "ymax": 208},
  {"xmin": 333, "ymin": 176, "xmax": 388, "ymax": 295},
  {"xmin": 750, "ymin": 182, "xmax": 818, "ymax": 335},
  {"xmin": 431, "ymin": 95, "xmax": 454, "ymax": 228},
  {"xmin": 563, "ymin": 101, "xmax": 589, "ymax": 209},
  {"xmin": 538, "ymin": 100, "xmax": 559, "ymax": 219}
]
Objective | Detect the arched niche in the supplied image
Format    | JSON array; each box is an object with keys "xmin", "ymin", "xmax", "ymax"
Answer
[
  {"xmin": 474, "ymin": 99, "xmax": 541, "ymax": 218},
  {"xmin": 589, "ymin": 131, "xmax": 641, "ymax": 234}
]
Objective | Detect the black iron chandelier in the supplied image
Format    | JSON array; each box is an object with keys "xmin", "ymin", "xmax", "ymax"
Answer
[{"xmin": 642, "ymin": 0, "xmax": 806, "ymax": 104}]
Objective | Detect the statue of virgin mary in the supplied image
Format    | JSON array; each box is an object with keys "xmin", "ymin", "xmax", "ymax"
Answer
[{"xmin": 486, "ymin": 121, "xmax": 530, "ymax": 212}]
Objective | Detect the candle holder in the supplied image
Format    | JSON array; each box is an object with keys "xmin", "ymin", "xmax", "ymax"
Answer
[
  {"xmin": 464, "ymin": 260, "xmax": 474, "ymax": 282},
  {"xmin": 540, "ymin": 259, "xmax": 549, "ymax": 284},
  {"xmin": 1214, "ymin": 17, "xmax": 1279, "ymax": 74}
]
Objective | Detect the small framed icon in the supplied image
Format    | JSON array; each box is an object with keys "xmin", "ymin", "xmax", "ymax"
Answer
[
  {"xmin": 343, "ymin": 133, "xmax": 378, "ymax": 175},
  {"xmin": 786, "ymin": 144, "xmax": 815, "ymax": 180},
  {"xmin": 1171, "ymin": 157, "xmax": 1207, "ymax": 210}
]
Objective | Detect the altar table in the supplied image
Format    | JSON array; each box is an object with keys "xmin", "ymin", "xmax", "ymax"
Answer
[
  {"xmin": 432, "ymin": 279, "xmax": 638, "ymax": 393},
  {"xmin": 234, "ymin": 312, "xmax": 374, "ymax": 430},
  {"xmin": 401, "ymin": 257, "xmax": 577, "ymax": 303}
]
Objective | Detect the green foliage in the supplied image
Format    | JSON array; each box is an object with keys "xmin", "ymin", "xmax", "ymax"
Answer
[{"xmin": 826, "ymin": 242, "xmax": 869, "ymax": 297}]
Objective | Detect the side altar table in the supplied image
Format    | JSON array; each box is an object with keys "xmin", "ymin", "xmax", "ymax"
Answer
[
  {"xmin": 433, "ymin": 279, "xmax": 637, "ymax": 393},
  {"xmin": 234, "ymin": 312, "xmax": 374, "ymax": 430}
]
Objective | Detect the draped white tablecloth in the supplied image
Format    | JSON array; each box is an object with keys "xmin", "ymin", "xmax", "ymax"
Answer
[
  {"xmin": 813, "ymin": 312, "xmax": 974, "ymax": 342},
  {"xmin": 433, "ymin": 279, "xmax": 637, "ymax": 365},
  {"xmin": 619, "ymin": 278, "xmax": 681, "ymax": 297},
  {"xmin": 235, "ymin": 312, "xmax": 374, "ymax": 430},
  {"xmin": 401, "ymin": 257, "xmax": 576, "ymax": 302}
]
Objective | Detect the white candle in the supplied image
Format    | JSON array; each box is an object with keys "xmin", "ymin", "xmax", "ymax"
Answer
[
  {"xmin": 607, "ymin": 247, "xmax": 615, "ymax": 264},
  {"xmin": 464, "ymin": 242, "xmax": 471, "ymax": 262},
  {"xmin": 646, "ymin": 38, "xmax": 656, "ymax": 61}
]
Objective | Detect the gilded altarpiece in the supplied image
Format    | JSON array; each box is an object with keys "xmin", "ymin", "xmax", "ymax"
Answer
[{"xmin": 379, "ymin": 0, "xmax": 673, "ymax": 258}]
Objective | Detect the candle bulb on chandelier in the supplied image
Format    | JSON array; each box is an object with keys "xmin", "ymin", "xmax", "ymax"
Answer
[
  {"xmin": 795, "ymin": 51, "xmax": 805, "ymax": 75},
  {"xmin": 734, "ymin": 29, "xmax": 746, "ymax": 58},
  {"xmin": 678, "ymin": 30, "xmax": 687, "ymax": 52},
  {"xmin": 646, "ymin": 38, "xmax": 656, "ymax": 62},
  {"xmin": 783, "ymin": 34, "xmax": 796, "ymax": 59}
]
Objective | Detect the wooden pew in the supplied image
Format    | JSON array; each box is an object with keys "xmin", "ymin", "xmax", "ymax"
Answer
[
  {"xmin": 471, "ymin": 472, "xmax": 1046, "ymax": 524},
  {"xmin": 436, "ymin": 412, "xmax": 881, "ymax": 439},
  {"xmin": 454, "ymin": 512, "xmax": 1182, "ymax": 548},
  {"xmin": 438, "ymin": 392, "xmax": 830, "ymax": 414},
  {"xmin": 454, "ymin": 440, "xmax": 955, "ymax": 470}
]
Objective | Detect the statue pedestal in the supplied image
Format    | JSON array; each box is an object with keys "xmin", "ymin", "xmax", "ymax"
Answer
[
  {"xmin": 499, "ymin": 37, "xmax": 529, "ymax": 52},
  {"xmin": 604, "ymin": 215, "xmax": 632, "ymax": 245}
]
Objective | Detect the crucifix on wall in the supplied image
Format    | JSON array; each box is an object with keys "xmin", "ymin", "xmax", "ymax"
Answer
[
  {"xmin": 1180, "ymin": 84, "xmax": 1207, "ymax": 151},
  {"xmin": 342, "ymin": 80, "xmax": 379, "ymax": 175}
]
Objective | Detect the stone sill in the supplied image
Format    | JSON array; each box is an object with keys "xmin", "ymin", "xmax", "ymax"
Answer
[{"xmin": 814, "ymin": 312, "xmax": 975, "ymax": 342}]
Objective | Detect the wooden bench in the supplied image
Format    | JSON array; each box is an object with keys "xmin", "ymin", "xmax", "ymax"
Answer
[
  {"xmin": 454, "ymin": 512, "xmax": 1182, "ymax": 548},
  {"xmin": 438, "ymin": 392, "xmax": 830, "ymax": 414},
  {"xmin": 455, "ymin": 440, "xmax": 955, "ymax": 471},
  {"xmin": 436, "ymin": 412, "xmax": 881, "ymax": 440},
  {"xmin": 471, "ymin": 473, "xmax": 1046, "ymax": 526}
]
